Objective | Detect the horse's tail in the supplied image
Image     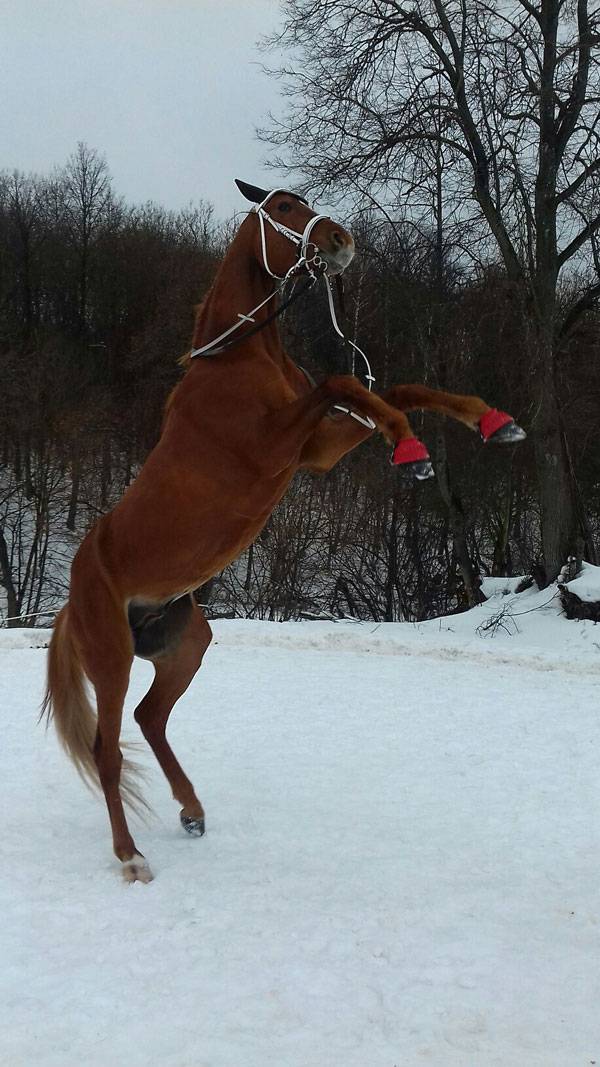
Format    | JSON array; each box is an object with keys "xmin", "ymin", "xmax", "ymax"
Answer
[
  {"xmin": 41, "ymin": 605, "xmax": 148, "ymax": 812},
  {"xmin": 41, "ymin": 605, "xmax": 100, "ymax": 790}
]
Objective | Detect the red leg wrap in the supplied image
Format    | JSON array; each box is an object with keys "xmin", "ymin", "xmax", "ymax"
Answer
[
  {"xmin": 478, "ymin": 408, "xmax": 514, "ymax": 441},
  {"xmin": 391, "ymin": 437, "xmax": 430, "ymax": 465}
]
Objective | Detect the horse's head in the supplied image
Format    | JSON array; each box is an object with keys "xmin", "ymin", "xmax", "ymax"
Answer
[{"xmin": 235, "ymin": 179, "xmax": 355, "ymax": 281}]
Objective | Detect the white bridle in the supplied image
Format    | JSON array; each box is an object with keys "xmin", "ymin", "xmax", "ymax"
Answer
[
  {"xmin": 189, "ymin": 189, "xmax": 376, "ymax": 429},
  {"xmin": 252, "ymin": 188, "xmax": 332, "ymax": 281}
]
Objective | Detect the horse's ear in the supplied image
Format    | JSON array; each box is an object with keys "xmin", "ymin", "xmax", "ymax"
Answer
[{"xmin": 235, "ymin": 179, "xmax": 271, "ymax": 204}]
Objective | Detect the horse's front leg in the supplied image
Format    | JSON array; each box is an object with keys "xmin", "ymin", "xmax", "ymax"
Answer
[
  {"xmin": 262, "ymin": 375, "xmax": 433, "ymax": 479},
  {"xmin": 299, "ymin": 412, "xmax": 374, "ymax": 473},
  {"xmin": 383, "ymin": 384, "xmax": 526, "ymax": 444}
]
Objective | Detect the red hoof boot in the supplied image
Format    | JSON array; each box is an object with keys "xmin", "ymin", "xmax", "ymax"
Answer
[
  {"xmin": 479, "ymin": 409, "xmax": 527, "ymax": 444},
  {"xmin": 391, "ymin": 437, "xmax": 435, "ymax": 481}
]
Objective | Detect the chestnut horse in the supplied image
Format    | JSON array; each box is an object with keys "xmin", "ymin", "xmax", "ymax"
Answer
[{"xmin": 43, "ymin": 180, "xmax": 524, "ymax": 882}]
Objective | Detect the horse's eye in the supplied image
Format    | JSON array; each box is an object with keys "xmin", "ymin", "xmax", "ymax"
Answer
[{"xmin": 278, "ymin": 201, "xmax": 292, "ymax": 213}]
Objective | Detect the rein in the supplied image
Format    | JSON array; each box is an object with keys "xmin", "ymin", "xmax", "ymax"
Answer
[
  {"xmin": 189, "ymin": 276, "xmax": 315, "ymax": 358},
  {"xmin": 189, "ymin": 190, "xmax": 376, "ymax": 430}
]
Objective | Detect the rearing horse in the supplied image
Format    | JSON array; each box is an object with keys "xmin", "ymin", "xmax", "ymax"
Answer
[{"xmin": 43, "ymin": 180, "xmax": 524, "ymax": 882}]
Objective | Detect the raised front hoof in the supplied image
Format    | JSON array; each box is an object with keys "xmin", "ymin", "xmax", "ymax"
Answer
[
  {"xmin": 487, "ymin": 421, "xmax": 527, "ymax": 444},
  {"xmin": 391, "ymin": 438, "xmax": 434, "ymax": 481},
  {"xmin": 121, "ymin": 853, "xmax": 154, "ymax": 884},
  {"xmin": 400, "ymin": 459, "xmax": 435, "ymax": 482},
  {"xmin": 180, "ymin": 812, "xmax": 206, "ymax": 837},
  {"xmin": 479, "ymin": 409, "xmax": 527, "ymax": 445}
]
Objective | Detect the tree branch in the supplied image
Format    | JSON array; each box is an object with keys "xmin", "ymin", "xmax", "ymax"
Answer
[
  {"xmin": 558, "ymin": 212, "xmax": 600, "ymax": 267},
  {"xmin": 556, "ymin": 157, "xmax": 600, "ymax": 204},
  {"xmin": 559, "ymin": 278, "xmax": 600, "ymax": 337}
]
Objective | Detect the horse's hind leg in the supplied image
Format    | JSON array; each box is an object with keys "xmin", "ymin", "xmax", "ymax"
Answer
[
  {"xmin": 68, "ymin": 543, "xmax": 151, "ymax": 883},
  {"xmin": 93, "ymin": 673, "xmax": 154, "ymax": 883},
  {"xmin": 134, "ymin": 602, "xmax": 212, "ymax": 836}
]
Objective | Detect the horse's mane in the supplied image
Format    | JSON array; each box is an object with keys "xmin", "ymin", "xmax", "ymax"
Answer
[
  {"xmin": 177, "ymin": 291, "xmax": 213, "ymax": 372},
  {"xmin": 178, "ymin": 349, "xmax": 193, "ymax": 371}
]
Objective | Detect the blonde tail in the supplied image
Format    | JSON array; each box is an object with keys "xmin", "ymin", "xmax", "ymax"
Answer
[{"xmin": 41, "ymin": 606, "xmax": 148, "ymax": 813}]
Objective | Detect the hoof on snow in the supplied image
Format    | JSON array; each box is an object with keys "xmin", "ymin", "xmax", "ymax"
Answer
[
  {"xmin": 181, "ymin": 813, "xmax": 206, "ymax": 837},
  {"xmin": 479, "ymin": 409, "xmax": 527, "ymax": 444},
  {"xmin": 122, "ymin": 853, "xmax": 154, "ymax": 884},
  {"xmin": 391, "ymin": 438, "xmax": 435, "ymax": 482}
]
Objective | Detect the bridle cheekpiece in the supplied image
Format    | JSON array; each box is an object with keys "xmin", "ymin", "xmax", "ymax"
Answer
[{"xmin": 251, "ymin": 188, "xmax": 332, "ymax": 281}]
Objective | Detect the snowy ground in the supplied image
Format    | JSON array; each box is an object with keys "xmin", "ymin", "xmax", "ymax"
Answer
[{"xmin": 1, "ymin": 582, "xmax": 599, "ymax": 1066}]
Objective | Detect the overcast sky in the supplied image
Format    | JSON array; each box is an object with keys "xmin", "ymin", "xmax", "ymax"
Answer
[{"xmin": 0, "ymin": 0, "xmax": 290, "ymax": 219}]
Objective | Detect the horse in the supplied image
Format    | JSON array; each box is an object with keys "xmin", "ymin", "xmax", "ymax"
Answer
[{"xmin": 43, "ymin": 179, "xmax": 525, "ymax": 882}]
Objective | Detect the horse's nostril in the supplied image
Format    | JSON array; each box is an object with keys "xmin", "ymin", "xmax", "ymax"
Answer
[{"xmin": 331, "ymin": 230, "xmax": 346, "ymax": 249}]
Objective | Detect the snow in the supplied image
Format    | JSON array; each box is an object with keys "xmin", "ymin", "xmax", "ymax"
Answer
[
  {"xmin": 1, "ymin": 588, "xmax": 600, "ymax": 1066},
  {"xmin": 480, "ymin": 574, "xmax": 531, "ymax": 598},
  {"xmin": 562, "ymin": 560, "xmax": 600, "ymax": 603}
]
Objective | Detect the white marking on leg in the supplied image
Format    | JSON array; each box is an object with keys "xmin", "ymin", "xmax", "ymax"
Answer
[{"xmin": 121, "ymin": 853, "xmax": 154, "ymax": 884}]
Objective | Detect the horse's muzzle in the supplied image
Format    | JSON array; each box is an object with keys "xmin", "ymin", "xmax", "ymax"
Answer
[{"xmin": 323, "ymin": 243, "xmax": 355, "ymax": 274}]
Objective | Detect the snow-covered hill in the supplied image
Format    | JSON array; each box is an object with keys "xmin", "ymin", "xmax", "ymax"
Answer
[{"xmin": 1, "ymin": 581, "xmax": 599, "ymax": 1066}]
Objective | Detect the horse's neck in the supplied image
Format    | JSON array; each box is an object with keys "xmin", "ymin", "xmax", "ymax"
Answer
[{"xmin": 192, "ymin": 227, "xmax": 283, "ymax": 361}]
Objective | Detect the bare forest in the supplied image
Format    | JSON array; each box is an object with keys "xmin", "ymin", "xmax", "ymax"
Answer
[{"xmin": 2, "ymin": 0, "xmax": 600, "ymax": 629}]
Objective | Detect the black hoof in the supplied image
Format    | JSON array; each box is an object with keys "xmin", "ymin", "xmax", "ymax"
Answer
[
  {"xmin": 485, "ymin": 421, "xmax": 527, "ymax": 445},
  {"xmin": 180, "ymin": 813, "xmax": 206, "ymax": 837},
  {"xmin": 397, "ymin": 458, "xmax": 435, "ymax": 482}
]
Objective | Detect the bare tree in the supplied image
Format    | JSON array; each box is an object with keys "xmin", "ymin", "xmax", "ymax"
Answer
[
  {"xmin": 263, "ymin": 0, "xmax": 600, "ymax": 580},
  {"xmin": 60, "ymin": 142, "xmax": 113, "ymax": 331},
  {"xmin": 2, "ymin": 171, "xmax": 44, "ymax": 341},
  {"xmin": 0, "ymin": 449, "xmax": 70, "ymax": 626}
]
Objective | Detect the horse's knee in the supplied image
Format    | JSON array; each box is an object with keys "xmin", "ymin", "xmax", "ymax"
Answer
[
  {"xmin": 322, "ymin": 374, "xmax": 358, "ymax": 399},
  {"xmin": 133, "ymin": 609, "xmax": 211, "ymax": 735},
  {"xmin": 198, "ymin": 617, "xmax": 213, "ymax": 657},
  {"xmin": 133, "ymin": 702, "xmax": 153, "ymax": 736},
  {"xmin": 179, "ymin": 607, "xmax": 212, "ymax": 666},
  {"xmin": 134, "ymin": 700, "xmax": 167, "ymax": 744}
]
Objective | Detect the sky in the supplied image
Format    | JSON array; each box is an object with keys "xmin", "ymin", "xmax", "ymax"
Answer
[{"xmin": 0, "ymin": 0, "xmax": 290, "ymax": 219}]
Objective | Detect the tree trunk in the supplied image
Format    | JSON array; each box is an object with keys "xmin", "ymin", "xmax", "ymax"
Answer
[
  {"xmin": 66, "ymin": 457, "xmax": 81, "ymax": 532},
  {"xmin": 384, "ymin": 494, "xmax": 399, "ymax": 622},
  {"xmin": 434, "ymin": 426, "xmax": 482, "ymax": 607},
  {"xmin": 0, "ymin": 527, "xmax": 20, "ymax": 625},
  {"xmin": 491, "ymin": 471, "xmax": 513, "ymax": 577},
  {"xmin": 533, "ymin": 352, "xmax": 578, "ymax": 584}
]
